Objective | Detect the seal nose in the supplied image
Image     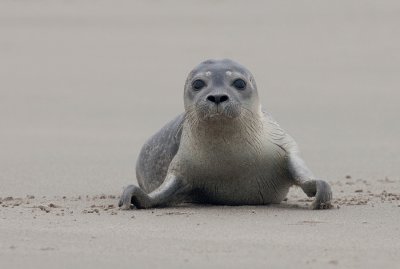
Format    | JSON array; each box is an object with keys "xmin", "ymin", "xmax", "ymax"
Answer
[{"xmin": 207, "ymin": 94, "xmax": 229, "ymax": 105}]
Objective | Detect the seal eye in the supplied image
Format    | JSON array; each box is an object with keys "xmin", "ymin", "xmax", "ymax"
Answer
[
  {"xmin": 233, "ymin": 79, "xmax": 246, "ymax": 90},
  {"xmin": 192, "ymin": 79, "xmax": 206, "ymax": 91}
]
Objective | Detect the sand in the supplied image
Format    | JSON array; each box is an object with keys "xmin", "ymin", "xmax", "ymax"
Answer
[{"xmin": 1, "ymin": 0, "xmax": 400, "ymax": 268}]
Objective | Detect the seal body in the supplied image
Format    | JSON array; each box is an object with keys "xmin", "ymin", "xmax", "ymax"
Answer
[
  {"xmin": 120, "ymin": 59, "xmax": 332, "ymax": 210},
  {"xmin": 138, "ymin": 114, "xmax": 292, "ymax": 205}
]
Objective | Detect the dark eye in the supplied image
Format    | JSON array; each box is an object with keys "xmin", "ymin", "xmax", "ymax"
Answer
[
  {"xmin": 192, "ymin": 79, "xmax": 206, "ymax": 91},
  {"xmin": 233, "ymin": 79, "xmax": 246, "ymax": 90}
]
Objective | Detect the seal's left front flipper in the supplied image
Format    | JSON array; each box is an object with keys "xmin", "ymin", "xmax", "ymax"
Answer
[
  {"xmin": 300, "ymin": 179, "xmax": 333, "ymax": 209},
  {"xmin": 287, "ymin": 152, "xmax": 333, "ymax": 210}
]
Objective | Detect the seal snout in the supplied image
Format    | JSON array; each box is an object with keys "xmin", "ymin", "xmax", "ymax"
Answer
[{"xmin": 206, "ymin": 94, "xmax": 229, "ymax": 105}]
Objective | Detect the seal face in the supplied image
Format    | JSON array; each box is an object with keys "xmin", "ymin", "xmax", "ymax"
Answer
[
  {"xmin": 184, "ymin": 59, "xmax": 259, "ymax": 122},
  {"xmin": 119, "ymin": 59, "xmax": 333, "ymax": 210}
]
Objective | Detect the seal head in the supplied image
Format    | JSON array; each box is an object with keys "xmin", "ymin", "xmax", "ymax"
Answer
[{"xmin": 184, "ymin": 59, "xmax": 261, "ymax": 122}]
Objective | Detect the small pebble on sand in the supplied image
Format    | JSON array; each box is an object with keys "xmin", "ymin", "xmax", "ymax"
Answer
[{"xmin": 38, "ymin": 205, "xmax": 50, "ymax": 213}]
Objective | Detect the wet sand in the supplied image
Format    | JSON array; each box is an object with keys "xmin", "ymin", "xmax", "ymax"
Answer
[{"xmin": 1, "ymin": 1, "xmax": 400, "ymax": 268}]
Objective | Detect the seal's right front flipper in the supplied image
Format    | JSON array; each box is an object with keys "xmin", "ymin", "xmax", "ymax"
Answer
[
  {"xmin": 118, "ymin": 185, "xmax": 151, "ymax": 209},
  {"xmin": 118, "ymin": 174, "xmax": 191, "ymax": 210}
]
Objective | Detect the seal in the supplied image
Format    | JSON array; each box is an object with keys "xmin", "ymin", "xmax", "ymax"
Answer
[{"xmin": 119, "ymin": 59, "xmax": 332, "ymax": 210}]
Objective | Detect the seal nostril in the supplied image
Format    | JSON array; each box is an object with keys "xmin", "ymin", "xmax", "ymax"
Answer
[
  {"xmin": 207, "ymin": 95, "xmax": 216, "ymax": 103},
  {"xmin": 220, "ymin": 95, "xmax": 229, "ymax": 103}
]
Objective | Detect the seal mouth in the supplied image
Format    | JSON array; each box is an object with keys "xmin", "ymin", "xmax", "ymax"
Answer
[
  {"xmin": 208, "ymin": 113, "xmax": 223, "ymax": 118},
  {"xmin": 204, "ymin": 112, "xmax": 228, "ymax": 120},
  {"xmin": 206, "ymin": 105, "xmax": 224, "ymax": 117}
]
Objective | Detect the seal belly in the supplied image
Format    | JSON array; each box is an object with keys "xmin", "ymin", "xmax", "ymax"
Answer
[
  {"xmin": 191, "ymin": 169, "xmax": 292, "ymax": 205},
  {"xmin": 186, "ymin": 142, "xmax": 292, "ymax": 205}
]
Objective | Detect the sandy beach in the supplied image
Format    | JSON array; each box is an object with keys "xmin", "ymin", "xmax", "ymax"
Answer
[{"xmin": 1, "ymin": 1, "xmax": 400, "ymax": 268}]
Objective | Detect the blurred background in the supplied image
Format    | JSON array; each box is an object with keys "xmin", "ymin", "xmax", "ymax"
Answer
[{"xmin": 1, "ymin": 0, "xmax": 399, "ymax": 196}]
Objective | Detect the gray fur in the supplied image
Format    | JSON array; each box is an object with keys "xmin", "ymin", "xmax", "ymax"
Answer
[{"xmin": 119, "ymin": 59, "xmax": 332, "ymax": 210}]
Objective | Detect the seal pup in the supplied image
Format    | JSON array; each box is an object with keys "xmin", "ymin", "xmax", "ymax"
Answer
[{"xmin": 119, "ymin": 59, "xmax": 332, "ymax": 210}]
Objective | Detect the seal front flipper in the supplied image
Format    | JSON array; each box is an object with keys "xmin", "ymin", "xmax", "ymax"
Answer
[
  {"xmin": 287, "ymin": 151, "xmax": 333, "ymax": 210},
  {"xmin": 300, "ymin": 179, "xmax": 332, "ymax": 209},
  {"xmin": 265, "ymin": 112, "xmax": 333, "ymax": 209},
  {"xmin": 118, "ymin": 174, "xmax": 191, "ymax": 210}
]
